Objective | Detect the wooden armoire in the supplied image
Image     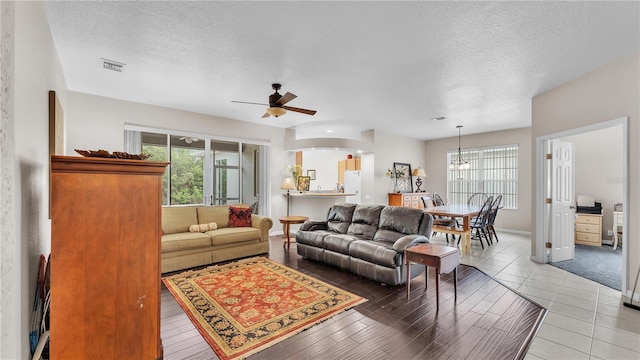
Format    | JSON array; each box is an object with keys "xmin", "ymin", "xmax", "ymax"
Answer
[{"xmin": 50, "ymin": 155, "xmax": 168, "ymax": 359}]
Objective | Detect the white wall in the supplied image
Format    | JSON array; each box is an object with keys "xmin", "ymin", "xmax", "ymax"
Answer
[
  {"xmin": 563, "ymin": 126, "xmax": 624, "ymax": 240},
  {"xmin": 532, "ymin": 52, "xmax": 639, "ymax": 293},
  {"xmin": 1, "ymin": 2, "xmax": 68, "ymax": 358},
  {"xmin": 66, "ymin": 91, "xmax": 298, "ymax": 224},
  {"xmin": 372, "ymin": 131, "xmax": 428, "ymax": 205},
  {"xmin": 424, "ymin": 127, "xmax": 532, "ymax": 232},
  {"xmin": 301, "ymin": 150, "xmax": 351, "ymax": 191},
  {"xmin": 65, "ymin": 91, "xmax": 433, "ymax": 223}
]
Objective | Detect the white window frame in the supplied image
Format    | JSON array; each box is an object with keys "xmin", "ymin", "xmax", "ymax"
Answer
[
  {"xmin": 123, "ymin": 124, "xmax": 270, "ymax": 212},
  {"xmin": 447, "ymin": 144, "xmax": 518, "ymax": 209}
]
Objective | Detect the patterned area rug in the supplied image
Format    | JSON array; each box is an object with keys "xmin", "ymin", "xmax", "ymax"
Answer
[{"xmin": 162, "ymin": 257, "xmax": 367, "ymax": 360}]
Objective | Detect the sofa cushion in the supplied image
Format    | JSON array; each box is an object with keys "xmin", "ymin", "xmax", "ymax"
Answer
[
  {"xmin": 189, "ymin": 222, "xmax": 218, "ymax": 233},
  {"xmin": 162, "ymin": 207, "xmax": 198, "ymax": 234},
  {"xmin": 207, "ymin": 227, "xmax": 260, "ymax": 246},
  {"xmin": 349, "ymin": 239, "xmax": 401, "ymax": 268},
  {"xmin": 161, "ymin": 232, "xmax": 212, "ymax": 252},
  {"xmin": 377, "ymin": 206, "xmax": 424, "ymax": 235},
  {"xmin": 324, "ymin": 234, "xmax": 361, "ymax": 255},
  {"xmin": 348, "ymin": 204, "xmax": 384, "ymax": 238},
  {"xmin": 197, "ymin": 206, "xmax": 230, "ymax": 227},
  {"xmin": 296, "ymin": 230, "xmax": 333, "ymax": 247},
  {"xmin": 326, "ymin": 203, "xmax": 357, "ymax": 234},
  {"xmin": 228, "ymin": 206, "xmax": 252, "ymax": 227},
  {"xmin": 372, "ymin": 229, "xmax": 406, "ymax": 243},
  {"xmin": 197, "ymin": 204, "xmax": 249, "ymax": 228}
]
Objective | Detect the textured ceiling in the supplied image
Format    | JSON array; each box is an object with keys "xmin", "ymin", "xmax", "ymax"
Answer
[{"xmin": 44, "ymin": 1, "xmax": 639, "ymax": 140}]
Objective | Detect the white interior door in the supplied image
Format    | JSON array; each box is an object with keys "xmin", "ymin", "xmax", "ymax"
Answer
[{"xmin": 549, "ymin": 140, "xmax": 575, "ymax": 262}]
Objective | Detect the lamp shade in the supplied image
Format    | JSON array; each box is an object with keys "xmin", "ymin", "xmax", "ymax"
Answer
[
  {"xmin": 412, "ymin": 168, "xmax": 427, "ymax": 177},
  {"xmin": 280, "ymin": 177, "xmax": 296, "ymax": 190}
]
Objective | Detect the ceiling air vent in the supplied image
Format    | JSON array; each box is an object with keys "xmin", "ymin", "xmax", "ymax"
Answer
[{"xmin": 101, "ymin": 58, "xmax": 125, "ymax": 72}]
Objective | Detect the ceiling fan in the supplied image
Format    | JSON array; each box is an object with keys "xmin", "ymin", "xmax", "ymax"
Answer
[
  {"xmin": 232, "ymin": 83, "xmax": 317, "ymax": 118},
  {"xmin": 179, "ymin": 136, "xmax": 199, "ymax": 144}
]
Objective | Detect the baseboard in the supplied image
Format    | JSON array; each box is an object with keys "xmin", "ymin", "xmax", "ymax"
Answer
[{"xmin": 494, "ymin": 228, "xmax": 532, "ymax": 236}]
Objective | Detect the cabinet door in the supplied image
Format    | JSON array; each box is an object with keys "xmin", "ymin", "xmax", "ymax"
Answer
[
  {"xmin": 388, "ymin": 193, "xmax": 402, "ymax": 206},
  {"xmin": 338, "ymin": 160, "xmax": 346, "ymax": 183},
  {"xmin": 51, "ymin": 158, "xmax": 165, "ymax": 360}
]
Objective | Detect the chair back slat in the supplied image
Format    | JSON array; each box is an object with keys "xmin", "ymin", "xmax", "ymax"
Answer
[
  {"xmin": 432, "ymin": 193, "xmax": 445, "ymax": 206},
  {"xmin": 487, "ymin": 195, "xmax": 502, "ymax": 225},
  {"xmin": 471, "ymin": 195, "xmax": 494, "ymax": 227},
  {"xmin": 468, "ymin": 192, "xmax": 489, "ymax": 207}
]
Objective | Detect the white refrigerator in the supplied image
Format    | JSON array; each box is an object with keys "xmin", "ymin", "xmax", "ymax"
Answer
[{"xmin": 344, "ymin": 170, "xmax": 361, "ymax": 203}]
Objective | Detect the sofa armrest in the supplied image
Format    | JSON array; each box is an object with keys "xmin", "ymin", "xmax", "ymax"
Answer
[
  {"xmin": 392, "ymin": 234, "xmax": 430, "ymax": 252},
  {"xmin": 251, "ymin": 215, "xmax": 274, "ymax": 242},
  {"xmin": 300, "ymin": 220, "xmax": 327, "ymax": 231}
]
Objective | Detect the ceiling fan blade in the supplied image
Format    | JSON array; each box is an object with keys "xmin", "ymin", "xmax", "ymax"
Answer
[
  {"xmin": 283, "ymin": 105, "xmax": 317, "ymax": 116},
  {"xmin": 231, "ymin": 100, "xmax": 268, "ymax": 106},
  {"xmin": 261, "ymin": 112, "xmax": 271, "ymax": 118},
  {"xmin": 276, "ymin": 92, "xmax": 297, "ymax": 106}
]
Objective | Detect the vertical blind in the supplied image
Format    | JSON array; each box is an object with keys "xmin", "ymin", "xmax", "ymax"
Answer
[{"xmin": 447, "ymin": 145, "xmax": 518, "ymax": 209}]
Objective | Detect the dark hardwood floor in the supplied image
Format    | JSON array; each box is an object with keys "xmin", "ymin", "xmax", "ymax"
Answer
[{"xmin": 161, "ymin": 236, "xmax": 546, "ymax": 360}]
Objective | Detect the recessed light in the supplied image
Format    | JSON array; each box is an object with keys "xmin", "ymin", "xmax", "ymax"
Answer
[
  {"xmin": 431, "ymin": 116, "xmax": 446, "ymax": 121},
  {"xmin": 326, "ymin": 129, "xmax": 333, "ymax": 133}
]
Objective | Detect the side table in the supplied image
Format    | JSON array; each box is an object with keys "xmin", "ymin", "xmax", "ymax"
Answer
[
  {"xmin": 405, "ymin": 243, "xmax": 460, "ymax": 310},
  {"xmin": 279, "ymin": 216, "xmax": 308, "ymax": 251}
]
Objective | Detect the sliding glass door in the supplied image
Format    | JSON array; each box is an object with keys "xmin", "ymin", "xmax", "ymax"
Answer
[
  {"xmin": 211, "ymin": 141, "xmax": 240, "ymax": 205},
  {"xmin": 130, "ymin": 128, "xmax": 267, "ymax": 213}
]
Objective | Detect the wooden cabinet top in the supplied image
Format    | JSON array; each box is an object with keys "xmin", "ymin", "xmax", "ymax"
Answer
[{"xmin": 51, "ymin": 155, "xmax": 168, "ymax": 175}]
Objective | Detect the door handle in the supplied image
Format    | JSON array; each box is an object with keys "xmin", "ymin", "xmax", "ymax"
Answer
[{"xmin": 569, "ymin": 205, "xmax": 575, "ymax": 209}]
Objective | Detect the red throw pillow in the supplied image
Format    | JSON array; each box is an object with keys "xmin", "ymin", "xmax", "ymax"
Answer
[{"xmin": 228, "ymin": 206, "xmax": 252, "ymax": 228}]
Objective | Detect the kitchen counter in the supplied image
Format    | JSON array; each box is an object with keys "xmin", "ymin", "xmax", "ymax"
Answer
[
  {"xmin": 285, "ymin": 192, "xmax": 357, "ymax": 224},
  {"xmin": 288, "ymin": 192, "xmax": 356, "ymax": 197}
]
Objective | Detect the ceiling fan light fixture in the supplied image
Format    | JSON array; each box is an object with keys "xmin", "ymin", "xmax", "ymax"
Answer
[{"xmin": 267, "ymin": 107, "xmax": 286, "ymax": 117}]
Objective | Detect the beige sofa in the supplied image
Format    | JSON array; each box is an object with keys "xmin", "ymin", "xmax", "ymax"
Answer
[{"xmin": 161, "ymin": 204, "xmax": 273, "ymax": 273}]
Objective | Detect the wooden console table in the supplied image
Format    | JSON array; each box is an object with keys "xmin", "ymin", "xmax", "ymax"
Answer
[{"xmin": 388, "ymin": 192, "xmax": 429, "ymax": 209}]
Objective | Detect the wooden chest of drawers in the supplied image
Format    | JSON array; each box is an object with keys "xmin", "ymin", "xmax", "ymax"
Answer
[
  {"xmin": 575, "ymin": 213, "xmax": 602, "ymax": 246},
  {"xmin": 388, "ymin": 192, "xmax": 427, "ymax": 209}
]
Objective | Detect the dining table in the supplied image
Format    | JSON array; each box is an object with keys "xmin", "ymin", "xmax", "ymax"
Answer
[{"xmin": 425, "ymin": 204, "xmax": 483, "ymax": 255}]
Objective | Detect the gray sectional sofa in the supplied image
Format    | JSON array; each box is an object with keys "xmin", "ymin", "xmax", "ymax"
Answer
[{"xmin": 295, "ymin": 203, "xmax": 434, "ymax": 285}]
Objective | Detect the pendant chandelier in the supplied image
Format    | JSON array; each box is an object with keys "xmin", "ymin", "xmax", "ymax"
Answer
[{"xmin": 449, "ymin": 125, "xmax": 470, "ymax": 170}]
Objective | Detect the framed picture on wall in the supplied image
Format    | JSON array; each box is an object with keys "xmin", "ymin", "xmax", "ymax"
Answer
[
  {"xmin": 297, "ymin": 176, "xmax": 310, "ymax": 192},
  {"xmin": 393, "ymin": 162, "xmax": 413, "ymax": 193},
  {"xmin": 307, "ymin": 169, "xmax": 316, "ymax": 180}
]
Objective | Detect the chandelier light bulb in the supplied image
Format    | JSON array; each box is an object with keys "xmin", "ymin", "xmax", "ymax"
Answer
[{"xmin": 449, "ymin": 125, "xmax": 469, "ymax": 171}]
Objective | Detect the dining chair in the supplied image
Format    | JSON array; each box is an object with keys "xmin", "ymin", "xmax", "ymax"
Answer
[
  {"xmin": 459, "ymin": 195, "xmax": 493, "ymax": 249},
  {"xmin": 432, "ymin": 193, "xmax": 445, "ymax": 207},
  {"xmin": 467, "ymin": 192, "xmax": 489, "ymax": 207},
  {"xmin": 424, "ymin": 194, "xmax": 457, "ymax": 244},
  {"xmin": 486, "ymin": 195, "xmax": 502, "ymax": 244}
]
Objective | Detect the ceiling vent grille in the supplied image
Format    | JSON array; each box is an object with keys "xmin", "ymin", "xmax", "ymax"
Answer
[{"xmin": 101, "ymin": 58, "xmax": 125, "ymax": 72}]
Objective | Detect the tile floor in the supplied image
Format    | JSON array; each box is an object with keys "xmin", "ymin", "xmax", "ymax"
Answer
[{"xmin": 428, "ymin": 232, "xmax": 640, "ymax": 360}]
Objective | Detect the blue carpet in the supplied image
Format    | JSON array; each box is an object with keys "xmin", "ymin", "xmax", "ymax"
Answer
[{"xmin": 550, "ymin": 244, "xmax": 622, "ymax": 291}]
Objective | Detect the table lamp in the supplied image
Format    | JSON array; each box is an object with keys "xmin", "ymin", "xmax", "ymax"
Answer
[
  {"xmin": 280, "ymin": 177, "xmax": 296, "ymax": 215},
  {"xmin": 412, "ymin": 168, "xmax": 427, "ymax": 192}
]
